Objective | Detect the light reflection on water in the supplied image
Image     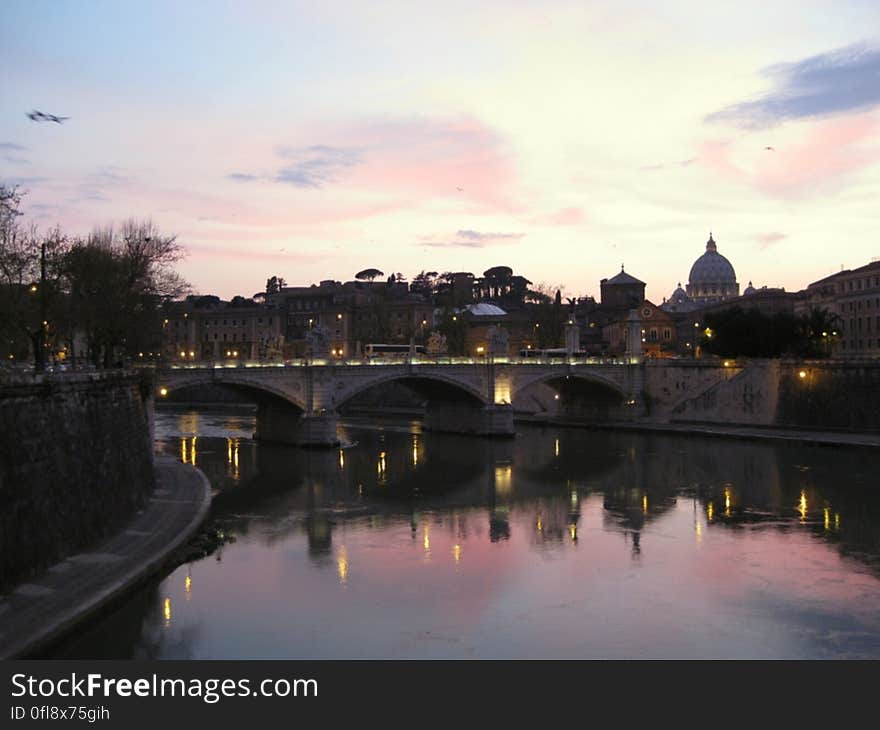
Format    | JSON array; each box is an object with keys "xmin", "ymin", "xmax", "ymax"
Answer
[{"xmin": 51, "ymin": 408, "xmax": 880, "ymax": 659}]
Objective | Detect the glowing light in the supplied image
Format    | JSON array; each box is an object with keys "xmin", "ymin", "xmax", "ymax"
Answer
[
  {"xmin": 536, "ymin": 518, "xmax": 543, "ymax": 532},
  {"xmin": 159, "ymin": 387, "xmax": 168, "ymax": 397},
  {"xmin": 723, "ymin": 360, "xmax": 730, "ymax": 367},
  {"xmin": 554, "ymin": 438, "xmax": 560, "ymax": 457},
  {"xmin": 554, "ymin": 394, "xmax": 560, "ymax": 400},
  {"xmin": 642, "ymin": 495, "xmax": 648, "ymax": 514},
  {"xmin": 569, "ymin": 524, "xmax": 577, "ymax": 542},
  {"xmin": 695, "ymin": 520, "xmax": 702, "ymax": 541},
  {"xmin": 453, "ymin": 544, "xmax": 462, "ymax": 563},
  {"xmin": 494, "ymin": 465, "xmax": 512, "ymax": 495},
  {"xmin": 190, "ymin": 436, "xmax": 197, "ymax": 466},
  {"xmin": 30, "ymin": 284, "xmax": 38, "ymax": 292},
  {"xmin": 377, "ymin": 451, "xmax": 387, "ymax": 482},
  {"xmin": 163, "ymin": 597, "xmax": 172, "ymax": 625},
  {"xmin": 798, "ymin": 370, "xmax": 807, "ymax": 379},
  {"xmin": 337, "ymin": 546, "xmax": 348, "ymax": 584},
  {"xmin": 227, "ymin": 437, "xmax": 240, "ymax": 479},
  {"xmin": 724, "ymin": 486, "xmax": 731, "ymax": 516},
  {"xmin": 337, "ymin": 313, "xmax": 343, "ymax": 320},
  {"xmin": 412, "ymin": 436, "xmax": 419, "ymax": 466},
  {"xmin": 798, "ymin": 490, "xmax": 808, "ymax": 520},
  {"xmin": 494, "ymin": 379, "xmax": 511, "ymax": 404},
  {"xmin": 338, "ymin": 449, "xmax": 345, "ymax": 469},
  {"xmin": 835, "ymin": 513, "xmax": 840, "ymax": 530},
  {"xmin": 185, "ymin": 572, "xmax": 192, "ymax": 597},
  {"xmin": 824, "ymin": 507, "xmax": 830, "ymax": 531},
  {"xmin": 707, "ymin": 502, "xmax": 714, "ymax": 521},
  {"xmin": 181, "ymin": 437, "xmax": 187, "ymax": 464},
  {"xmin": 179, "ymin": 351, "xmax": 186, "ymax": 357},
  {"xmin": 476, "ymin": 346, "xmax": 485, "ymax": 354},
  {"xmin": 423, "ymin": 524, "xmax": 430, "ymax": 553}
]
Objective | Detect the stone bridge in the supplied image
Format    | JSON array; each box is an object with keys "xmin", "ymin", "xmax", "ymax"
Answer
[{"xmin": 155, "ymin": 358, "xmax": 646, "ymax": 445}]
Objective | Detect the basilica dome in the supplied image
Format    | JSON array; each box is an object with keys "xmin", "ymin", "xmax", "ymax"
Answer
[{"xmin": 686, "ymin": 233, "xmax": 739, "ymax": 303}]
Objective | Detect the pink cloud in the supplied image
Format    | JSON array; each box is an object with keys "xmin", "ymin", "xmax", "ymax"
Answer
[
  {"xmin": 755, "ymin": 232, "xmax": 786, "ymax": 250},
  {"xmin": 697, "ymin": 112, "xmax": 880, "ymax": 196},
  {"xmin": 336, "ymin": 116, "xmax": 520, "ymax": 213},
  {"xmin": 531, "ymin": 207, "xmax": 587, "ymax": 226}
]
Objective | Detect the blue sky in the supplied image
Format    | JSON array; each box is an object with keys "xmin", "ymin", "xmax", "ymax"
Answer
[{"xmin": 2, "ymin": 1, "xmax": 879, "ymax": 301}]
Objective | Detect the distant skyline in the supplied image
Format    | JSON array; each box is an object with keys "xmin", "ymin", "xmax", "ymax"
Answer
[{"xmin": 2, "ymin": 1, "xmax": 879, "ymax": 303}]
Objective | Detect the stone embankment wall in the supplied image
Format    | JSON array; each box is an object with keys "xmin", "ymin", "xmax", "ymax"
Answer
[
  {"xmin": 646, "ymin": 360, "xmax": 880, "ymax": 431},
  {"xmin": 776, "ymin": 361, "xmax": 880, "ymax": 430},
  {"xmin": 0, "ymin": 371, "xmax": 155, "ymax": 591}
]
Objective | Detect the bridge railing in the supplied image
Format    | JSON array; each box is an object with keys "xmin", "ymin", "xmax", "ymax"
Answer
[{"xmin": 163, "ymin": 355, "xmax": 637, "ymax": 370}]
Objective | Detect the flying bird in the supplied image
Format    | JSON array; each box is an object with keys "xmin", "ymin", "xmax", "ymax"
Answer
[
  {"xmin": 456, "ymin": 186, "xmax": 464, "ymax": 191},
  {"xmin": 765, "ymin": 146, "xmax": 774, "ymax": 151},
  {"xmin": 27, "ymin": 110, "xmax": 69, "ymax": 123}
]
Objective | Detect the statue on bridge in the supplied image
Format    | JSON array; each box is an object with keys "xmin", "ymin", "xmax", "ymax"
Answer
[
  {"xmin": 426, "ymin": 331, "xmax": 448, "ymax": 355},
  {"xmin": 487, "ymin": 325, "xmax": 509, "ymax": 357},
  {"xmin": 305, "ymin": 325, "xmax": 331, "ymax": 359}
]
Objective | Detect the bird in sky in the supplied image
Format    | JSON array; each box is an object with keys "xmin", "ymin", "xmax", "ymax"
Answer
[
  {"xmin": 456, "ymin": 186, "xmax": 464, "ymax": 191},
  {"xmin": 765, "ymin": 146, "xmax": 775, "ymax": 151},
  {"xmin": 27, "ymin": 110, "xmax": 69, "ymax": 123}
]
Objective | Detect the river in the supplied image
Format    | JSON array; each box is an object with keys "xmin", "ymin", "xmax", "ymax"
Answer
[{"xmin": 49, "ymin": 407, "xmax": 880, "ymax": 659}]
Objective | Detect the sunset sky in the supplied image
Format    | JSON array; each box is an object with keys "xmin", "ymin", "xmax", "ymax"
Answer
[{"xmin": 2, "ymin": 0, "xmax": 879, "ymax": 303}]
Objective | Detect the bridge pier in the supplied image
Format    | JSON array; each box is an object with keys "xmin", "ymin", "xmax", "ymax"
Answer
[
  {"xmin": 254, "ymin": 402, "xmax": 340, "ymax": 447},
  {"xmin": 423, "ymin": 403, "xmax": 515, "ymax": 438}
]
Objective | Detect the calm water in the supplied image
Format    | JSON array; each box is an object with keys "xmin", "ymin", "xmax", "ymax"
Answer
[{"xmin": 51, "ymin": 408, "xmax": 880, "ymax": 659}]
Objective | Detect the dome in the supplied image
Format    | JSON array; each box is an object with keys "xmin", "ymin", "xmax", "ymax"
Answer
[
  {"xmin": 465, "ymin": 302, "xmax": 507, "ymax": 316},
  {"xmin": 688, "ymin": 234, "xmax": 737, "ymax": 285},
  {"xmin": 743, "ymin": 281, "xmax": 756, "ymax": 295},
  {"xmin": 669, "ymin": 282, "xmax": 689, "ymax": 302},
  {"xmin": 661, "ymin": 281, "xmax": 699, "ymax": 313}
]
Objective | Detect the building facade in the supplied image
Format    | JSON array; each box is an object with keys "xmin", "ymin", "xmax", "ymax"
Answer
[{"xmin": 797, "ymin": 261, "xmax": 880, "ymax": 359}]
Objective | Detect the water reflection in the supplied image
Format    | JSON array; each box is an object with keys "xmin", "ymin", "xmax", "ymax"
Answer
[{"xmin": 48, "ymin": 409, "xmax": 880, "ymax": 659}]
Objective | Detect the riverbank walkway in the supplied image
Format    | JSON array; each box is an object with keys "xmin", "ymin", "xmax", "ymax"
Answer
[
  {"xmin": 0, "ymin": 457, "xmax": 211, "ymax": 659},
  {"xmin": 529, "ymin": 417, "xmax": 880, "ymax": 449}
]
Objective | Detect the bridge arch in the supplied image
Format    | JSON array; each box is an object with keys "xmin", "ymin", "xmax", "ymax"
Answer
[
  {"xmin": 158, "ymin": 372, "xmax": 307, "ymax": 412},
  {"xmin": 511, "ymin": 370, "xmax": 627, "ymax": 401},
  {"xmin": 333, "ymin": 370, "xmax": 489, "ymax": 410}
]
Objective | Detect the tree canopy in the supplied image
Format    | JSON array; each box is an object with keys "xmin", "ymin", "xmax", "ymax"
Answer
[{"xmin": 355, "ymin": 268, "xmax": 384, "ymax": 281}]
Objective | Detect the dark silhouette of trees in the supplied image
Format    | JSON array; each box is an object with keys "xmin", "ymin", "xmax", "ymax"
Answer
[
  {"xmin": 265, "ymin": 275, "xmax": 286, "ymax": 294},
  {"xmin": 701, "ymin": 306, "xmax": 834, "ymax": 358},
  {"xmin": 0, "ymin": 186, "xmax": 70, "ymax": 368},
  {"xmin": 64, "ymin": 221, "xmax": 188, "ymax": 366},
  {"xmin": 355, "ymin": 268, "xmax": 384, "ymax": 282},
  {"xmin": 411, "ymin": 270, "xmax": 438, "ymax": 296}
]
